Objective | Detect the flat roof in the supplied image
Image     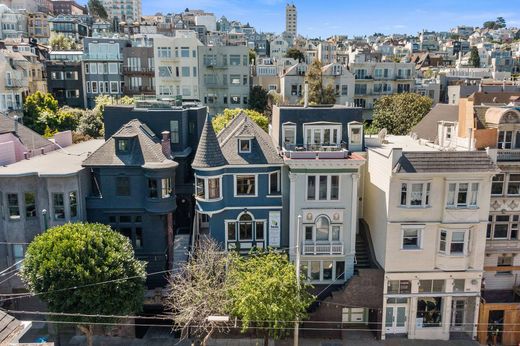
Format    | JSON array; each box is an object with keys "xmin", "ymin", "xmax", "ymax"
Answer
[
  {"xmin": 0, "ymin": 140, "xmax": 104, "ymax": 177},
  {"xmin": 366, "ymin": 135, "xmax": 442, "ymax": 155}
]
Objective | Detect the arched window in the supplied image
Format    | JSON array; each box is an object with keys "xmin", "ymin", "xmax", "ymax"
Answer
[
  {"xmin": 315, "ymin": 216, "xmax": 330, "ymax": 241},
  {"xmin": 239, "ymin": 213, "xmax": 253, "ymax": 240}
]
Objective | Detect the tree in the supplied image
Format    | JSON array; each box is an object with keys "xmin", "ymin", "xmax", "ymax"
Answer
[
  {"xmin": 228, "ymin": 250, "xmax": 314, "ymax": 346},
  {"xmin": 166, "ymin": 238, "xmax": 232, "ymax": 345},
  {"xmin": 212, "ymin": 108, "xmax": 269, "ymax": 134},
  {"xmin": 88, "ymin": 0, "xmax": 108, "ymax": 20},
  {"xmin": 285, "ymin": 47, "xmax": 305, "ymax": 62},
  {"xmin": 248, "ymin": 49, "xmax": 256, "ymax": 65},
  {"xmin": 305, "ymin": 59, "xmax": 336, "ymax": 105},
  {"xmin": 20, "ymin": 223, "xmax": 146, "ymax": 346},
  {"xmin": 49, "ymin": 33, "xmax": 77, "ymax": 51},
  {"xmin": 248, "ymin": 86, "xmax": 268, "ymax": 113},
  {"xmin": 23, "ymin": 91, "xmax": 59, "ymax": 134},
  {"xmin": 371, "ymin": 93, "xmax": 433, "ymax": 135},
  {"xmin": 78, "ymin": 109, "xmax": 104, "ymax": 138},
  {"xmin": 469, "ymin": 46, "xmax": 480, "ymax": 68},
  {"xmin": 483, "ymin": 17, "xmax": 506, "ymax": 30}
]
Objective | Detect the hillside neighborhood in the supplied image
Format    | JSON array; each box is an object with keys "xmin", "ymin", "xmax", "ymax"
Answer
[{"xmin": 0, "ymin": 0, "xmax": 519, "ymax": 345}]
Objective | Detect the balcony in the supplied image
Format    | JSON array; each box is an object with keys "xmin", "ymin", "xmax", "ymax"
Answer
[
  {"xmin": 282, "ymin": 143, "xmax": 352, "ymax": 159},
  {"xmin": 205, "ymin": 81, "xmax": 227, "ymax": 89},
  {"xmin": 123, "ymin": 86, "xmax": 155, "ymax": 95},
  {"xmin": 122, "ymin": 66, "xmax": 155, "ymax": 76},
  {"xmin": 496, "ymin": 149, "xmax": 520, "ymax": 162},
  {"xmin": 204, "ymin": 62, "xmax": 228, "ymax": 69},
  {"xmin": 302, "ymin": 242, "xmax": 344, "ymax": 255},
  {"xmin": 83, "ymin": 54, "xmax": 122, "ymax": 61},
  {"xmin": 354, "ymin": 75, "xmax": 372, "ymax": 80}
]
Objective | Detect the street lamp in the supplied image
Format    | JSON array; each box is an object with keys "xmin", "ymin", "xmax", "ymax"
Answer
[
  {"xmin": 294, "ymin": 214, "xmax": 302, "ymax": 346},
  {"xmin": 41, "ymin": 209, "xmax": 48, "ymax": 230}
]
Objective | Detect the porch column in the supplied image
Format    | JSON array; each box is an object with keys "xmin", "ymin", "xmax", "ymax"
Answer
[
  {"xmin": 288, "ymin": 172, "xmax": 297, "ymax": 260},
  {"xmin": 350, "ymin": 173, "xmax": 359, "ymax": 254},
  {"xmin": 472, "ymin": 296, "xmax": 480, "ymax": 339}
]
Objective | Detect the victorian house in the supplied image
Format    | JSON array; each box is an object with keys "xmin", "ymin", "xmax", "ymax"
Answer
[{"xmin": 192, "ymin": 113, "xmax": 287, "ymax": 252}]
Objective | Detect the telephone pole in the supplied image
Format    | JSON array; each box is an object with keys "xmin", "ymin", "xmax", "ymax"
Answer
[{"xmin": 294, "ymin": 214, "xmax": 302, "ymax": 346}]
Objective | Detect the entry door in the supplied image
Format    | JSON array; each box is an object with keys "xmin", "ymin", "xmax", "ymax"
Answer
[
  {"xmin": 385, "ymin": 305, "xmax": 408, "ymax": 334},
  {"xmin": 451, "ymin": 299, "xmax": 466, "ymax": 331}
]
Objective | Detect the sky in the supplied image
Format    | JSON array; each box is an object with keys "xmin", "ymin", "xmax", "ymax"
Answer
[{"xmin": 137, "ymin": 0, "xmax": 519, "ymax": 38}]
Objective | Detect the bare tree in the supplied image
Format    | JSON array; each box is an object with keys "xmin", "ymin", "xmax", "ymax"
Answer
[{"xmin": 166, "ymin": 237, "xmax": 231, "ymax": 345}]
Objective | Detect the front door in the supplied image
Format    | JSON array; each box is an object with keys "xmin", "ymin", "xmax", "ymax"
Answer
[
  {"xmin": 451, "ymin": 299, "xmax": 466, "ymax": 332},
  {"xmin": 385, "ymin": 304, "xmax": 408, "ymax": 334}
]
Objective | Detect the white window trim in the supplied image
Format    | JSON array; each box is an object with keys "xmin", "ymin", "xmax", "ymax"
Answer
[
  {"xmin": 303, "ymin": 123, "xmax": 342, "ymax": 146},
  {"xmin": 399, "ymin": 181, "xmax": 431, "ymax": 208},
  {"xmin": 194, "ymin": 175, "xmax": 223, "ymax": 202},
  {"xmin": 438, "ymin": 229, "xmax": 469, "ymax": 256},
  {"xmin": 400, "ymin": 225, "xmax": 424, "ymax": 251},
  {"xmin": 224, "ymin": 214, "xmax": 267, "ymax": 250},
  {"xmin": 306, "ymin": 175, "xmax": 341, "ymax": 202},
  {"xmin": 302, "ymin": 259, "xmax": 346, "ymax": 283},
  {"xmin": 282, "ymin": 122, "xmax": 296, "ymax": 146},
  {"xmin": 445, "ymin": 181, "xmax": 479, "ymax": 209},
  {"xmin": 238, "ymin": 138, "xmax": 252, "ymax": 153},
  {"xmin": 234, "ymin": 174, "xmax": 258, "ymax": 198},
  {"xmin": 268, "ymin": 170, "xmax": 281, "ymax": 195},
  {"xmin": 303, "ymin": 221, "xmax": 342, "ymax": 243}
]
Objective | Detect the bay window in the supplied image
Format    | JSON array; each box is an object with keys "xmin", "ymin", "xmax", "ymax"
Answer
[
  {"xmin": 196, "ymin": 177, "xmax": 205, "ymax": 198},
  {"xmin": 507, "ymin": 174, "xmax": 520, "ymax": 195},
  {"xmin": 161, "ymin": 178, "xmax": 172, "ymax": 198},
  {"xmin": 446, "ymin": 182, "xmax": 478, "ymax": 207},
  {"xmin": 195, "ymin": 176, "xmax": 221, "ymax": 200},
  {"xmin": 208, "ymin": 178, "xmax": 220, "ymax": 199},
  {"xmin": 302, "ymin": 260, "xmax": 346, "ymax": 282},
  {"xmin": 439, "ymin": 229, "xmax": 468, "ymax": 255},
  {"xmin": 400, "ymin": 182, "xmax": 430, "ymax": 207}
]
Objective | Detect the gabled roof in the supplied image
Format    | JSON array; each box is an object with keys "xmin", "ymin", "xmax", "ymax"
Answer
[
  {"xmin": 192, "ymin": 116, "xmax": 227, "ymax": 169},
  {"xmin": 0, "ymin": 115, "xmax": 54, "ymax": 150},
  {"xmin": 83, "ymin": 119, "xmax": 177, "ymax": 168},
  {"xmin": 411, "ymin": 104, "xmax": 458, "ymax": 142},
  {"xmin": 217, "ymin": 112, "xmax": 283, "ymax": 165},
  {"xmin": 394, "ymin": 151, "xmax": 498, "ymax": 173}
]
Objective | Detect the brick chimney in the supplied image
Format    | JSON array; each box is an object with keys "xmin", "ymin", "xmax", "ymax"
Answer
[{"xmin": 161, "ymin": 131, "xmax": 171, "ymax": 158}]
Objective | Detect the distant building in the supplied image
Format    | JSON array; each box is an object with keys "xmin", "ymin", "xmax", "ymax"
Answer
[
  {"xmin": 122, "ymin": 35, "xmax": 155, "ymax": 97},
  {"xmin": 100, "ymin": 0, "xmax": 141, "ymax": 22},
  {"xmin": 2, "ymin": 0, "xmax": 53, "ymax": 14},
  {"xmin": 27, "ymin": 12, "xmax": 50, "ymax": 44},
  {"xmin": 198, "ymin": 45, "xmax": 250, "ymax": 116},
  {"xmin": 46, "ymin": 52, "xmax": 86, "ymax": 108},
  {"xmin": 51, "ymin": 0, "xmax": 87, "ymax": 15},
  {"xmin": 0, "ymin": 5, "xmax": 27, "ymax": 40},
  {"xmin": 285, "ymin": 3, "xmax": 297, "ymax": 36},
  {"xmin": 82, "ymin": 36, "xmax": 129, "ymax": 108}
]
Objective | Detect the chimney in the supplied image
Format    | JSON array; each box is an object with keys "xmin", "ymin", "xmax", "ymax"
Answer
[
  {"xmin": 304, "ymin": 81, "xmax": 309, "ymax": 108},
  {"xmin": 161, "ymin": 131, "xmax": 171, "ymax": 158},
  {"xmin": 13, "ymin": 115, "xmax": 18, "ymax": 133}
]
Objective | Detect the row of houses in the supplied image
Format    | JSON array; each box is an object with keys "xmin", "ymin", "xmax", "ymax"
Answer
[{"xmin": 0, "ymin": 90, "xmax": 519, "ymax": 344}]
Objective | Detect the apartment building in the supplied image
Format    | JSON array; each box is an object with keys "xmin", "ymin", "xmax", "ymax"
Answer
[
  {"xmin": 252, "ymin": 57, "xmax": 297, "ymax": 93},
  {"xmin": 49, "ymin": 15, "xmax": 90, "ymax": 43},
  {"xmin": 2, "ymin": 0, "xmax": 52, "ymax": 14},
  {"xmin": 318, "ymin": 41, "xmax": 337, "ymax": 65},
  {"xmin": 198, "ymin": 45, "xmax": 250, "ymax": 115},
  {"xmin": 0, "ymin": 49, "xmax": 28, "ymax": 112},
  {"xmin": 280, "ymin": 62, "xmax": 355, "ymax": 106},
  {"xmin": 83, "ymin": 37, "xmax": 129, "ymax": 108},
  {"xmin": 52, "ymin": 0, "xmax": 87, "ymax": 15},
  {"xmin": 46, "ymin": 51, "xmax": 85, "ymax": 108},
  {"xmin": 100, "ymin": 0, "xmax": 141, "ymax": 22},
  {"xmin": 122, "ymin": 35, "xmax": 155, "ymax": 97},
  {"xmin": 364, "ymin": 137, "xmax": 497, "ymax": 340},
  {"xmin": 349, "ymin": 61, "xmax": 416, "ymax": 113},
  {"xmin": 27, "ymin": 12, "xmax": 50, "ymax": 43},
  {"xmin": 271, "ymin": 105, "xmax": 366, "ymax": 284},
  {"xmin": 0, "ymin": 5, "xmax": 27, "ymax": 40},
  {"xmin": 269, "ymin": 36, "xmax": 289, "ymax": 60},
  {"xmin": 153, "ymin": 31, "xmax": 202, "ymax": 102},
  {"xmin": 285, "ymin": 3, "xmax": 296, "ymax": 36}
]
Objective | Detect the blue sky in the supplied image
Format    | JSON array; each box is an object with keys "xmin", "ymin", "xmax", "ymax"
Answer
[{"xmin": 135, "ymin": 0, "xmax": 518, "ymax": 37}]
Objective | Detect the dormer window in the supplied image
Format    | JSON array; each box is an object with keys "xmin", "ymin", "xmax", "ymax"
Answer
[
  {"xmin": 239, "ymin": 139, "xmax": 251, "ymax": 153},
  {"xmin": 117, "ymin": 139, "xmax": 130, "ymax": 153}
]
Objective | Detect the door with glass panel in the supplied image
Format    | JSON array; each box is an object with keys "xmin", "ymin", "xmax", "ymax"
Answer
[
  {"xmin": 385, "ymin": 305, "xmax": 408, "ymax": 334},
  {"xmin": 450, "ymin": 299, "xmax": 466, "ymax": 332}
]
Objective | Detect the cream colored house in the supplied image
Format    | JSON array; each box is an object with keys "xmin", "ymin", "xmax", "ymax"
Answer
[
  {"xmin": 364, "ymin": 136, "xmax": 497, "ymax": 340},
  {"xmin": 153, "ymin": 31, "xmax": 203, "ymax": 101}
]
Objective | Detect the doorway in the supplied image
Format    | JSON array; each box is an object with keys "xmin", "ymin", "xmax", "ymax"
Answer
[{"xmin": 385, "ymin": 304, "xmax": 408, "ymax": 334}]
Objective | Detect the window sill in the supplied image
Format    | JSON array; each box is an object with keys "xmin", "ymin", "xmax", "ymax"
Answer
[
  {"xmin": 398, "ymin": 205, "xmax": 431, "ymax": 209},
  {"xmin": 234, "ymin": 195, "xmax": 258, "ymax": 198},
  {"xmin": 267, "ymin": 194, "xmax": 282, "ymax": 198},
  {"xmin": 400, "ymin": 248, "xmax": 423, "ymax": 251},
  {"xmin": 445, "ymin": 206, "xmax": 479, "ymax": 210},
  {"xmin": 437, "ymin": 252, "xmax": 466, "ymax": 257},
  {"xmin": 195, "ymin": 197, "xmax": 223, "ymax": 202}
]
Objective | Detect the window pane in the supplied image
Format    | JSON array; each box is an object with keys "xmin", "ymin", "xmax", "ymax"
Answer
[
  {"xmin": 453, "ymin": 279, "xmax": 465, "ymax": 292},
  {"xmin": 208, "ymin": 178, "xmax": 220, "ymax": 199},
  {"xmin": 227, "ymin": 223, "xmax": 236, "ymax": 241},
  {"xmin": 148, "ymin": 179, "xmax": 158, "ymax": 198},
  {"xmin": 52, "ymin": 193, "xmax": 65, "ymax": 220},
  {"xmin": 401, "ymin": 183, "xmax": 407, "ymax": 205},
  {"xmin": 403, "ymin": 229, "xmax": 419, "ymax": 249},
  {"xmin": 319, "ymin": 176, "xmax": 328, "ymax": 200},
  {"xmin": 447, "ymin": 183, "xmax": 456, "ymax": 206},
  {"xmin": 311, "ymin": 261, "xmax": 320, "ymax": 280},
  {"xmin": 307, "ymin": 176, "xmax": 316, "ymax": 200},
  {"xmin": 239, "ymin": 220, "xmax": 253, "ymax": 240},
  {"xmin": 196, "ymin": 178, "xmax": 205, "ymax": 198},
  {"xmin": 315, "ymin": 217, "xmax": 329, "ymax": 241},
  {"xmin": 387, "ymin": 280, "xmax": 399, "ymax": 294},
  {"xmin": 432, "ymin": 280, "xmax": 444, "ymax": 292},
  {"xmin": 439, "ymin": 231, "xmax": 446, "ymax": 252},
  {"xmin": 69, "ymin": 191, "xmax": 77, "ymax": 218},
  {"xmin": 135, "ymin": 227, "xmax": 143, "ymax": 248},
  {"xmin": 330, "ymin": 176, "xmax": 339, "ymax": 200},
  {"xmin": 323, "ymin": 261, "xmax": 333, "ymax": 280},
  {"xmin": 255, "ymin": 221, "xmax": 264, "ymax": 240},
  {"xmin": 335, "ymin": 261, "xmax": 345, "ymax": 280},
  {"xmin": 24, "ymin": 192, "xmax": 36, "ymax": 218},
  {"xmin": 7, "ymin": 193, "xmax": 20, "ymax": 219},
  {"xmin": 410, "ymin": 183, "xmax": 423, "ymax": 205},
  {"xmin": 457, "ymin": 183, "xmax": 468, "ymax": 205},
  {"xmin": 417, "ymin": 297, "xmax": 442, "ymax": 327},
  {"xmin": 305, "ymin": 226, "xmax": 313, "ymax": 241},
  {"xmin": 419, "ymin": 280, "xmax": 432, "ymax": 293},
  {"xmin": 270, "ymin": 172, "xmax": 280, "ymax": 194},
  {"xmin": 331, "ymin": 226, "xmax": 340, "ymax": 241},
  {"xmin": 236, "ymin": 176, "xmax": 255, "ymax": 195}
]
